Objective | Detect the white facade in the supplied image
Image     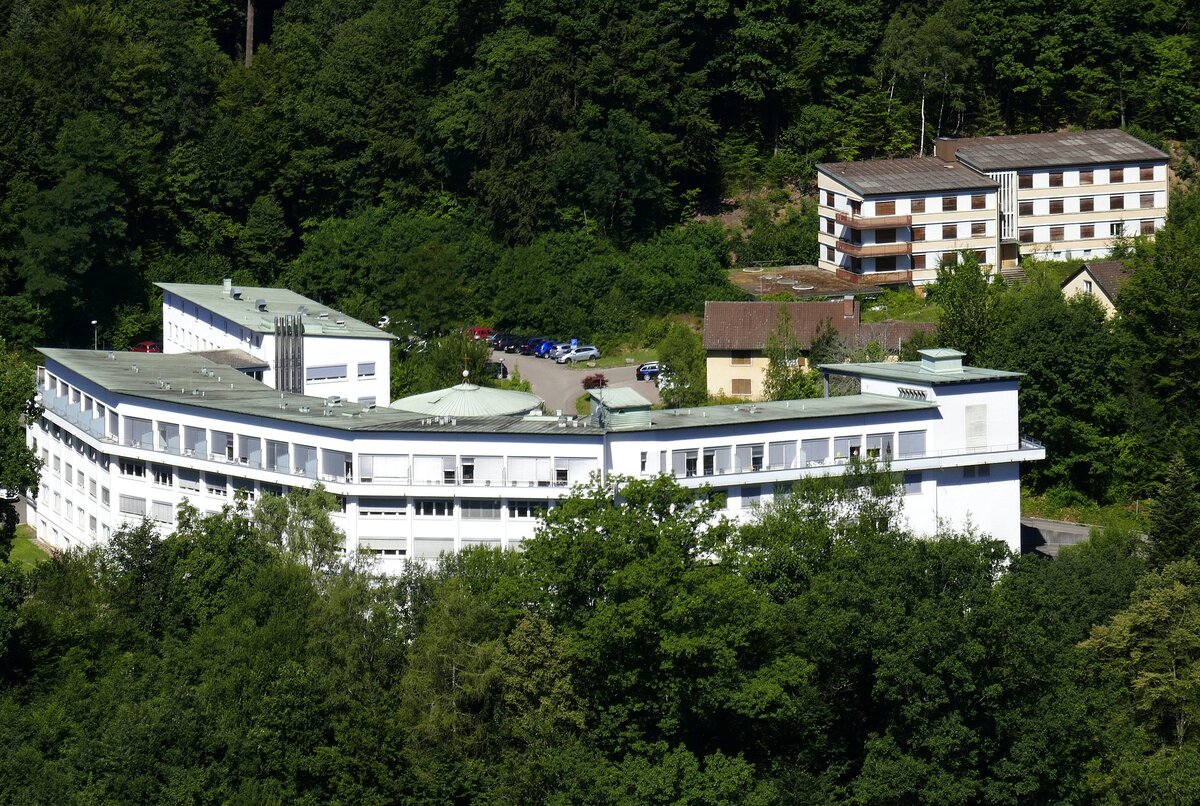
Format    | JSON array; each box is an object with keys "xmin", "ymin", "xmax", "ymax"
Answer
[
  {"xmin": 29, "ymin": 349, "xmax": 1044, "ymax": 570},
  {"xmin": 160, "ymin": 283, "xmax": 393, "ymax": 405}
]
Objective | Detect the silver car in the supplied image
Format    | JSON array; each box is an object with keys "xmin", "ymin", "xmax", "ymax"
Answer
[{"xmin": 557, "ymin": 345, "xmax": 600, "ymax": 364}]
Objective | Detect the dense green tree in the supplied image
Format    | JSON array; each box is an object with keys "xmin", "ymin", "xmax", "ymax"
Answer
[
  {"xmin": 1144, "ymin": 457, "xmax": 1200, "ymax": 570},
  {"xmin": 763, "ymin": 307, "xmax": 821, "ymax": 401},
  {"xmin": 0, "ymin": 349, "xmax": 39, "ymax": 558},
  {"xmin": 932, "ymin": 251, "xmax": 999, "ymax": 364},
  {"xmin": 657, "ymin": 322, "xmax": 707, "ymax": 407}
]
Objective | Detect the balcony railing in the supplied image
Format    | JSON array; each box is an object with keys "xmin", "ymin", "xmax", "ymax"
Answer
[
  {"xmin": 835, "ymin": 212, "xmax": 912, "ymax": 229},
  {"xmin": 836, "ymin": 240, "xmax": 913, "ymax": 257}
]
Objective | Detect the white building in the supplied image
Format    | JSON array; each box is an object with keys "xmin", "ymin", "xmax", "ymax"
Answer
[
  {"xmin": 817, "ymin": 129, "xmax": 1169, "ymax": 285},
  {"xmin": 29, "ymin": 346, "xmax": 1044, "ymax": 570},
  {"xmin": 159, "ymin": 280, "xmax": 394, "ymax": 405}
]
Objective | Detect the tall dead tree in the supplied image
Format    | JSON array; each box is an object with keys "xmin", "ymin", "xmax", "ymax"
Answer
[{"xmin": 245, "ymin": 0, "xmax": 255, "ymax": 67}]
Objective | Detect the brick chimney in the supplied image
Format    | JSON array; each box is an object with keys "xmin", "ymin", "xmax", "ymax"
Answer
[
  {"xmin": 843, "ymin": 295, "xmax": 856, "ymax": 320},
  {"xmin": 934, "ymin": 138, "xmax": 961, "ymax": 162}
]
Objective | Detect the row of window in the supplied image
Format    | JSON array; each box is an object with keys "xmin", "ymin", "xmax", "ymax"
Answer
[
  {"xmin": 654, "ymin": 431, "xmax": 927, "ymax": 477},
  {"xmin": 1021, "ymin": 166, "xmax": 1157, "ymax": 188},
  {"xmin": 833, "ymin": 251, "xmax": 989, "ymax": 273},
  {"xmin": 824, "ymin": 220, "xmax": 992, "ymax": 242},
  {"xmin": 1019, "ymin": 220, "xmax": 1156, "ymax": 243},
  {"xmin": 305, "ymin": 362, "xmax": 376, "ymax": 382},
  {"xmin": 824, "ymin": 193, "xmax": 991, "ymax": 215},
  {"xmin": 1018, "ymin": 193, "xmax": 1157, "ymax": 216}
]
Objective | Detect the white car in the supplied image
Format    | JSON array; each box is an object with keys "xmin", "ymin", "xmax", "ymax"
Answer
[
  {"xmin": 0, "ymin": 489, "xmax": 19, "ymax": 502},
  {"xmin": 556, "ymin": 346, "xmax": 600, "ymax": 364},
  {"xmin": 548, "ymin": 342, "xmax": 575, "ymax": 360}
]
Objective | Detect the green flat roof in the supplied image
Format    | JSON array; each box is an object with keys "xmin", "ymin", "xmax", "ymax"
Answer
[
  {"xmin": 156, "ymin": 283, "xmax": 394, "ymax": 340},
  {"xmin": 41, "ymin": 350, "xmax": 941, "ymax": 436},
  {"xmin": 819, "ymin": 360, "xmax": 1022, "ymax": 386}
]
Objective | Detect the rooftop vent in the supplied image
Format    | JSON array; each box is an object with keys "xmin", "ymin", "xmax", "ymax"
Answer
[
  {"xmin": 232, "ymin": 288, "xmax": 243, "ymax": 300},
  {"xmin": 255, "ymin": 298, "xmax": 268, "ymax": 312},
  {"xmin": 326, "ymin": 395, "xmax": 343, "ymax": 406},
  {"xmin": 918, "ymin": 348, "xmax": 965, "ymax": 374},
  {"xmin": 318, "ymin": 311, "xmax": 329, "ymax": 319},
  {"xmin": 297, "ymin": 305, "xmax": 308, "ymax": 316},
  {"xmin": 298, "ymin": 405, "xmax": 311, "ymax": 413},
  {"xmin": 335, "ymin": 317, "xmax": 345, "ymax": 326}
]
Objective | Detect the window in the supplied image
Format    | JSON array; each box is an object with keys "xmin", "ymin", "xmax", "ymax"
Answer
[
  {"xmin": 1111, "ymin": 221, "xmax": 1126, "ymax": 236},
  {"xmin": 305, "ymin": 364, "xmax": 347, "ymax": 382},
  {"xmin": 849, "ymin": 199, "xmax": 862, "ymax": 215},
  {"xmin": 1140, "ymin": 165, "xmax": 1155, "ymax": 181},
  {"xmin": 768, "ymin": 441, "xmax": 796, "ymax": 470},
  {"xmin": 801, "ymin": 436, "xmax": 830, "ymax": 462},
  {"xmin": 118, "ymin": 495, "xmax": 146, "ymax": 517},
  {"xmin": 1049, "ymin": 172, "xmax": 1063, "ymax": 187},
  {"xmin": 52, "ymin": 455, "xmax": 60, "ymax": 473},
  {"xmin": 736, "ymin": 444, "xmax": 765, "ymax": 472},
  {"xmin": 703, "ymin": 446, "xmax": 732, "ymax": 476},
  {"xmin": 963, "ymin": 465, "xmax": 992, "ymax": 479},
  {"xmin": 1080, "ymin": 170, "xmax": 1094, "ymax": 185},
  {"xmin": 911, "ymin": 198, "xmax": 925, "ymax": 213},
  {"xmin": 1080, "ymin": 224, "xmax": 1095, "ymax": 238},
  {"xmin": 904, "ymin": 472, "xmax": 922, "ymax": 494},
  {"xmin": 875, "ymin": 200, "xmax": 896, "ymax": 215},
  {"xmin": 728, "ymin": 351, "xmax": 754, "ymax": 367},
  {"xmin": 672, "ymin": 449, "xmax": 699, "ymax": 478},
  {"xmin": 1109, "ymin": 194, "xmax": 1124, "ymax": 210},
  {"xmin": 63, "ymin": 462, "xmax": 73, "ymax": 485},
  {"xmin": 120, "ymin": 460, "xmax": 145, "ymax": 478},
  {"xmin": 357, "ymin": 362, "xmax": 376, "ymax": 378},
  {"xmin": 1083, "ymin": 280, "xmax": 1093, "ymax": 294},
  {"xmin": 461, "ymin": 500, "xmax": 502, "ymax": 520},
  {"xmin": 971, "ymin": 194, "xmax": 986, "ymax": 210},
  {"xmin": 824, "ymin": 217, "xmax": 834, "ymax": 234},
  {"xmin": 974, "ymin": 249, "xmax": 987, "ymax": 263},
  {"xmin": 971, "ymin": 222, "xmax": 985, "ymax": 237},
  {"xmin": 1111, "ymin": 167, "xmax": 1126, "ymax": 184},
  {"xmin": 1050, "ymin": 226, "xmax": 1064, "ymax": 242},
  {"xmin": 942, "ymin": 196, "xmax": 958, "ymax": 212},
  {"xmin": 89, "ymin": 479, "xmax": 97, "ymax": 499},
  {"xmin": 1141, "ymin": 219, "xmax": 1156, "ymax": 235},
  {"xmin": 942, "ymin": 251, "xmax": 959, "ymax": 266},
  {"xmin": 898, "ymin": 430, "xmax": 926, "ymax": 458},
  {"xmin": 178, "ymin": 468, "xmax": 200, "ymax": 493},
  {"xmin": 740, "ymin": 485, "xmax": 762, "ymax": 509},
  {"xmin": 941, "ymin": 224, "xmax": 957, "ymax": 240},
  {"xmin": 1140, "ymin": 193, "xmax": 1155, "ymax": 209},
  {"xmin": 824, "ymin": 245, "xmax": 834, "ymax": 261},
  {"xmin": 1049, "ymin": 199, "xmax": 1064, "ymax": 214},
  {"xmin": 834, "ymin": 435, "xmax": 861, "ymax": 461},
  {"xmin": 875, "ymin": 227, "xmax": 896, "ymax": 242},
  {"xmin": 151, "ymin": 501, "xmax": 174, "ymax": 524},
  {"xmin": 206, "ymin": 473, "xmax": 227, "ymax": 497},
  {"xmin": 1018, "ymin": 201, "xmax": 1033, "ymax": 216},
  {"xmin": 101, "ymin": 487, "xmax": 110, "ymax": 507},
  {"xmin": 1018, "ymin": 174, "xmax": 1033, "ymax": 189},
  {"xmin": 824, "ymin": 190, "xmax": 835, "ymax": 206},
  {"xmin": 152, "ymin": 465, "xmax": 172, "ymax": 486},
  {"xmin": 912, "ymin": 226, "xmax": 925, "ymax": 242},
  {"xmin": 415, "ymin": 499, "xmax": 452, "ymax": 517},
  {"xmin": 1079, "ymin": 196, "xmax": 1094, "ymax": 213},
  {"xmin": 875, "ymin": 256, "xmax": 897, "ymax": 272},
  {"xmin": 866, "ymin": 433, "xmax": 894, "ymax": 459},
  {"xmin": 913, "ymin": 254, "xmax": 926, "ymax": 270},
  {"xmin": 509, "ymin": 500, "xmax": 549, "ymax": 519}
]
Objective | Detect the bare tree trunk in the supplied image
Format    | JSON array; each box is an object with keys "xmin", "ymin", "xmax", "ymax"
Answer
[
  {"xmin": 919, "ymin": 91, "xmax": 927, "ymax": 156},
  {"xmin": 245, "ymin": 0, "xmax": 255, "ymax": 68}
]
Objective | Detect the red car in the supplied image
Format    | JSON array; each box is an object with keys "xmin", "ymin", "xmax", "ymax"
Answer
[
  {"xmin": 467, "ymin": 326, "xmax": 493, "ymax": 341},
  {"xmin": 132, "ymin": 341, "xmax": 162, "ymax": 353}
]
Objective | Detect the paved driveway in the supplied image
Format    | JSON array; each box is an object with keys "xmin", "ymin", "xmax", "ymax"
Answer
[{"xmin": 492, "ymin": 351, "xmax": 662, "ymax": 414}]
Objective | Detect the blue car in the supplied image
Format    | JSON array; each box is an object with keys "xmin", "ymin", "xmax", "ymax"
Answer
[{"xmin": 534, "ymin": 338, "xmax": 560, "ymax": 358}]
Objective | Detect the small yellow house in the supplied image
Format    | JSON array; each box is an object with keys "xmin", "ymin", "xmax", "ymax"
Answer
[{"xmin": 1061, "ymin": 260, "xmax": 1131, "ymax": 318}]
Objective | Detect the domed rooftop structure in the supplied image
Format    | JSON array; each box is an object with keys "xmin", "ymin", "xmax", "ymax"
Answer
[{"xmin": 390, "ymin": 374, "xmax": 544, "ymax": 418}]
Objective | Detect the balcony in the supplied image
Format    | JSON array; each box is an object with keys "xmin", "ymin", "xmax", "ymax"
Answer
[
  {"xmin": 836, "ymin": 211, "xmax": 912, "ymax": 229},
  {"xmin": 836, "ymin": 240, "xmax": 912, "ymax": 257}
]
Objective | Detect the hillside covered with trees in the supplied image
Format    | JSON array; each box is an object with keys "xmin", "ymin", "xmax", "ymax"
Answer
[{"xmin": 1, "ymin": 0, "xmax": 1198, "ymax": 349}]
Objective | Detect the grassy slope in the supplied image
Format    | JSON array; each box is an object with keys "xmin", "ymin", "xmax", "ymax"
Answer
[{"xmin": 10, "ymin": 524, "xmax": 49, "ymax": 569}]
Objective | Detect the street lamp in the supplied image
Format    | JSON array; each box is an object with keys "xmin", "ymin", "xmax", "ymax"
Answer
[{"xmin": 91, "ymin": 320, "xmax": 98, "ymax": 351}]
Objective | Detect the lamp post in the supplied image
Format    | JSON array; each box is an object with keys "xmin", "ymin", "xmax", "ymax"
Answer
[{"xmin": 91, "ymin": 320, "xmax": 98, "ymax": 351}]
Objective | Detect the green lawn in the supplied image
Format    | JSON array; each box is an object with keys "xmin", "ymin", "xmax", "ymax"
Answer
[
  {"xmin": 10, "ymin": 524, "xmax": 50, "ymax": 569},
  {"xmin": 860, "ymin": 289, "xmax": 942, "ymax": 324},
  {"xmin": 585, "ymin": 348, "xmax": 657, "ymax": 370}
]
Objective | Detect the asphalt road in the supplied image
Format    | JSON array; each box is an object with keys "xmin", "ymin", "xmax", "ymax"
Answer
[{"xmin": 492, "ymin": 350, "xmax": 662, "ymax": 414}]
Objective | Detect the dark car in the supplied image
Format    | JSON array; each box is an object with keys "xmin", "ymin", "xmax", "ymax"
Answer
[
  {"xmin": 500, "ymin": 334, "xmax": 526, "ymax": 353},
  {"xmin": 517, "ymin": 337, "xmax": 550, "ymax": 355},
  {"xmin": 636, "ymin": 361, "xmax": 662, "ymax": 381},
  {"xmin": 483, "ymin": 360, "xmax": 510, "ymax": 380}
]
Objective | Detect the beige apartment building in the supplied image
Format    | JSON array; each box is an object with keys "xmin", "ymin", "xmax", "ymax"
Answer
[{"xmin": 817, "ymin": 129, "xmax": 1168, "ymax": 285}]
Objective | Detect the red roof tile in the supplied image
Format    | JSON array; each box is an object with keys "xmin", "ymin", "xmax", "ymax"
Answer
[{"xmin": 702, "ymin": 301, "xmax": 934, "ymax": 351}]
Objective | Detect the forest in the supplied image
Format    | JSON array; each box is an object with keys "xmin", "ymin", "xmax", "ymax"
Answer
[
  {"xmin": 1, "ymin": 0, "xmax": 1198, "ymax": 351},
  {"xmin": 2, "ymin": 471, "xmax": 1200, "ymax": 804}
]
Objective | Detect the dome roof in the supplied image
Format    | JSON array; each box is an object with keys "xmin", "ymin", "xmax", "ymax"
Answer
[{"xmin": 389, "ymin": 383, "xmax": 544, "ymax": 418}]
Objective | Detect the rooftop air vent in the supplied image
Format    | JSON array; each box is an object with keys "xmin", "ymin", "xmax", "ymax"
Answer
[
  {"xmin": 232, "ymin": 288, "xmax": 243, "ymax": 300},
  {"xmin": 297, "ymin": 305, "xmax": 308, "ymax": 316},
  {"xmin": 335, "ymin": 317, "xmax": 345, "ymax": 325},
  {"xmin": 255, "ymin": 298, "xmax": 268, "ymax": 312},
  {"xmin": 326, "ymin": 395, "xmax": 343, "ymax": 406},
  {"xmin": 318, "ymin": 311, "xmax": 329, "ymax": 319}
]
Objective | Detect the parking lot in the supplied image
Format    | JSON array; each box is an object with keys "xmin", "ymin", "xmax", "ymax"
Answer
[{"xmin": 491, "ymin": 350, "xmax": 662, "ymax": 414}]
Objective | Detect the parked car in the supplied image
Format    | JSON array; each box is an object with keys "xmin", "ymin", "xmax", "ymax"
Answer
[
  {"xmin": 556, "ymin": 345, "xmax": 600, "ymax": 364},
  {"xmin": 517, "ymin": 337, "xmax": 550, "ymax": 355},
  {"xmin": 0, "ymin": 488, "xmax": 18, "ymax": 502},
  {"xmin": 467, "ymin": 326, "xmax": 493, "ymax": 341},
  {"xmin": 132, "ymin": 340, "xmax": 161, "ymax": 353},
  {"xmin": 483, "ymin": 360, "xmax": 510, "ymax": 380},
  {"xmin": 497, "ymin": 333, "xmax": 524, "ymax": 352},
  {"xmin": 547, "ymin": 342, "xmax": 575, "ymax": 360},
  {"xmin": 636, "ymin": 361, "xmax": 662, "ymax": 381}
]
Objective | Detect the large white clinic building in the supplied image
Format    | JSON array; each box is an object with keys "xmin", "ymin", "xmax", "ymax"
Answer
[
  {"xmin": 159, "ymin": 280, "xmax": 394, "ymax": 405},
  {"xmin": 29, "ymin": 341, "xmax": 1044, "ymax": 570}
]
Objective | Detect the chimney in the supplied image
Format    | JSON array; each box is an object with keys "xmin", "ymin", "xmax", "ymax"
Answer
[
  {"xmin": 934, "ymin": 138, "xmax": 961, "ymax": 163},
  {"xmin": 223, "ymin": 278, "xmax": 232, "ymax": 296},
  {"xmin": 843, "ymin": 295, "xmax": 856, "ymax": 320}
]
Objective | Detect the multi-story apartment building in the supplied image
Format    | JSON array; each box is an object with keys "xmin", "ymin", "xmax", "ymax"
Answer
[
  {"xmin": 817, "ymin": 129, "xmax": 1168, "ymax": 285},
  {"xmin": 29, "ymin": 346, "xmax": 1044, "ymax": 568},
  {"xmin": 159, "ymin": 280, "xmax": 394, "ymax": 405},
  {"xmin": 817, "ymin": 158, "xmax": 1000, "ymax": 285}
]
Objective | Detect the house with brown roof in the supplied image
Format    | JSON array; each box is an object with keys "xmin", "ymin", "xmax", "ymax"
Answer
[
  {"xmin": 703, "ymin": 299, "xmax": 934, "ymax": 399},
  {"xmin": 817, "ymin": 129, "xmax": 1167, "ymax": 287},
  {"xmin": 1061, "ymin": 260, "xmax": 1132, "ymax": 318}
]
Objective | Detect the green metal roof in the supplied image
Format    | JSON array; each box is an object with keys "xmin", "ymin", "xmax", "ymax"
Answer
[
  {"xmin": 156, "ymin": 283, "xmax": 394, "ymax": 340},
  {"xmin": 390, "ymin": 383, "xmax": 545, "ymax": 418},
  {"xmin": 819, "ymin": 356, "xmax": 1022, "ymax": 386},
  {"xmin": 587, "ymin": 387, "xmax": 652, "ymax": 411}
]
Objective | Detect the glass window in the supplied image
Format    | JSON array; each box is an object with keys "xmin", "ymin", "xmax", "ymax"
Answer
[
  {"xmin": 1080, "ymin": 170, "xmax": 1094, "ymax": 185},
  {"xmin": 1049, "ymin": 172, "xmax": 1063, "ymax": 187},
  {"xmin": 942, "ymin": 196, "xmax": 958, "ymax": 212},
  {"xmin": 1049, "ymin": 199, "xmax": 1064, "ymax": 214},
  {"xmin": 1111, "ymin": 167, "xmax": 1126, "ymax": 184},
  {"xmin": 357, "ymin": 362, "xmax": 376, "ymax": 378},
  {"xmin": 913, "ymin": 254, "xmax": 926, "ymax": 270},
  {"xmin": 461, "ymin": 500, "xmax": 502, "ymax": 520},
  {"xmin": 1050, "ymin": 227, "xmax": 1064, "ymax": 241},
  {"xmin": 971, "ymin": 194, "xmax": 985, "ymax": 210},
  {"xmin": 305, "ymin": 364, "xmax": 348, "ymax": 382},
  {"xmin": 911, "ymin": 198, "xmax": 925, "ymax": 213},
  {"xmin": 740, "ymin": 485, "xmax": 762, "ymax": 509},
  {"xmin": 1018, "ymin": 174, "xmax": 1033, "ymax": 189},
  {"xmin": 509, "ymin": 500, "xmax": 550, "ymax": 519},
  {"xmin": 1140, "ymin": 193, "xmax": 1155, "ymax": 209},
  {"xmin": 971, "ymin": 222, "xmax": 985, "ymax": 237},
  {"xmin": 912, "ymin": 226, "xmax": 925, "ymax": 242},
  {"xmin": 1018, "ymin": 201, "xmax": 1033, "ymax": 216},
  {"xmin": 1141, "ymin": 219, "xmax": 1155, "ymax": 235},
  {"xmin": 1110, "ymin": 194, "xmax": 1125, "ymax": 210},
  {"xmin": 1080, "ymin": 196, "xmax": 1094, "ymax": 213},
  {"xmin": 1080, "ymin": 224, "xmax": 1095, "ymax": 238},
  {"xmin": 904, "ymin": 472, "xmax": 922, "ymax": 495},
  {"xmin": 1140, "ymin": 165, "xmax": 1155, "ymax": 181},
  {"xmin": 801, "ymin": 438, "xmax": 830, "ymax": 465},
  {"xmin": 833, "ymin": 435, "xmax": 861, "ymax": 461},
  {"xmin": 898, "ymin": 431, "xmax": 926, "ymax": 458},
  {"xmin": 941, "ymin": 224, "xmax": 957, "ymax": 240},
  {"xmin": 875, "ymin": 200, "xmax": 896, "ymax": 215},
  {"xmin": 735, "ymin": 444, "xmax": 764, "ymax": 472},
  {"xmin": 415, "ymin": 499, "xmax": 452, "ymax": 516}
]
